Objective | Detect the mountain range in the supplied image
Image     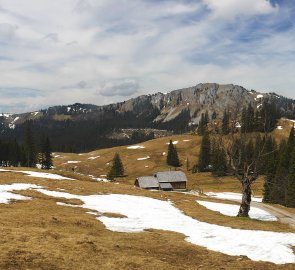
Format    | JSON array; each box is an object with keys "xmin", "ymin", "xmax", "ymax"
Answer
[{"xmin": 0, "ymin": 83, "xmax": 294, "ymax": 152}]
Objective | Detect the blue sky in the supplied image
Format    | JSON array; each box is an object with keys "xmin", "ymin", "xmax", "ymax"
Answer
[{"xmin": 0, "ymin": 0, "xmax": 294, "ymax": 113}]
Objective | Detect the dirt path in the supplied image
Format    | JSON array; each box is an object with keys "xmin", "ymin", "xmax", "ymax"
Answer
[{"xmin": 252, "ymin": 201, "xmax": 295, "ymax": 228}]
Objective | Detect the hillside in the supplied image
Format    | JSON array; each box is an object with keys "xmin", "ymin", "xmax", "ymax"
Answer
[
  {"xmin": 1, "ymin": 83, "xmax": 294, "ymax": 152},
  {"xmin": 52, "ymin": 117, "xmax": 295, "ymax": 193},
  {"xmin": 1, "ymin": 137, "xmax": 295, "ymax": 268},
  {"xmin": 1, "ymin": 120, "xmax": 295, "ymax": 269}
]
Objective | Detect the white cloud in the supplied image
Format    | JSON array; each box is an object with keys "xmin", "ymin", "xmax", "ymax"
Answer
[
  {"xmin": 0, "ymin": 23, "xmax": 18, "ymax": 40},
  {"xmin": 0, "ymin": 0, "xmax": 293, "ymax": 113},
  {"xmin": 99, "ymin": 79, "xmax": 139, "ymax": 97},
  {"xmin": 203, "ymin": 0, "xmax": 278, "ymax": 20}
]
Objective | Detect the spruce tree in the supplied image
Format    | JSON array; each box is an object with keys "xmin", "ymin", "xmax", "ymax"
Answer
[
  {"xmin": 24, "ymin": 121, "xmax": 37, "ymax": 167},
  {"xmin": 247, "ymin": 104, "xmax": 255, "ymax": 132},
  {"xmin": 263, "ymin": 137, "xmax": 277, "ymax": 203},
  {"xmin": 198, "ymin": 111, "xmax": 209, "ymax": 136},
  {"xmin": 272, "ymin": 126, "xmax": 295, "ymax": 204},
  {"xmin": 241, "ymin": 107, "xmax": 247, "ymax": 133},
  {"xmin": 40, "ymin": 136, "xmax": 53, "ymax": 170},
  {"xmin": 198, "ymin": 131, "xmax": 211, "ymax": 172},
  {"xmin": 211, "ymin": 139, "xmax": 227, "ymax": 177},
  {"xmin": 107, "ymin": 153, "xmax": 124, "ymax": 180},
  {"xmin": 167, "ymin": 140, "xmax": 181, "ymax": 167},
  {"xmin": 286, "ymin": 147, "xmax": 295, "ymax": 207},
  {"xmin": 222, "ymin": 109, "xmax": 229, "ymax": 135}
]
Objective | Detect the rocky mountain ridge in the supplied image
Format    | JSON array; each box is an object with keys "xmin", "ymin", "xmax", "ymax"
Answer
[
  {"xmin": 0, "ymin": 83, "xmax": 293, "ymax": 152},
  {"xmin": 1, "ymin": 83, "xmax": 276, "ymax": 127}
]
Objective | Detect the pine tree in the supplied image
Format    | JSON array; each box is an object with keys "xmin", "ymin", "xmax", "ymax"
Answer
[
  {"xmin": 198, "ymin": 111, "xmax": 209, "ymax": 136},
  {"xmin": 241, "ymin": 107, "xmax": 247, "ymax": 133},
  {"xmin": 107, "ymin": 153, "xmax": 124, "ymax": 180},
  {"xmin": 222, "ymin": 109, "xmax": 229, "ymax": 135},
  {"xmin": 272, "ymin": 126, "xmax": 295, "ymax": 204},
  {"xmin": 167, "ymin": 140, "xmax": 181, "ymax": 167},
  {"xmin": 198, "ymin": 131, "xmax": 211, "ymax": 172},
  {"xmin": 186, "ymin": 157, "xmax": 190, "ymax": 171},
  {"xmin": 263, "ymin": 137, "xmax": 277, "ymax": 203},
  {"xmin": 24, "ymin": 121, "xmax": 37, "ymax": 167},
  {"xmin": 286, "ymin": 147, "xmax": 295, "ymax": 207},
  {"xmin": 40, "ymin": 136, "xmax": 53, "ymax": 170},
  {"xmin": 247, "ymin": 104, "xmax": 255, "ymax": 132},
  {"xmin": 211, "ymin": 139, "xmax": 227, "ymax": 176}
]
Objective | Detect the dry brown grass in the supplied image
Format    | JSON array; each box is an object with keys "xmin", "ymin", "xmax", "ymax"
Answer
[
  {"xmin": 53, "ymin": 134, "xmax": 201, "ymax": 183},
  {"xmin": 0, "ymin": 127, "xmax": 294, "ymax": 270},
  {"xmin": 272, "ymin": 118, "xmax": 294, "ymax": 143},
  {"xmin": 1, "ymin": 170, "xmax": 295, "ymax": 269}
]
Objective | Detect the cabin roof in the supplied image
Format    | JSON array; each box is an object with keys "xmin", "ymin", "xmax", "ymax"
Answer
[
  {"xmin": 155, "ymin": 171, "xmax": 187, "ymax": 183},
  {"xmin": 136, "ymin": 176, "xmax": 159, "ymax": 188},
  {"xmin": 159, "ymin": 182, "xmax": 173, "ymax": 190}
]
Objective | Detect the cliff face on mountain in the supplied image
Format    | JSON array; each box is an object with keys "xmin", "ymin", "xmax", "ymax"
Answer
[{"xmin": 0, "ymin": 83, "xmax": 293, "ymax": 152}]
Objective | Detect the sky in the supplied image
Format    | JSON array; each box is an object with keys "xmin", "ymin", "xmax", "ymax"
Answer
[{"xmin": 0, "ymin": 0, "xmax": 294, "ymax": 113}]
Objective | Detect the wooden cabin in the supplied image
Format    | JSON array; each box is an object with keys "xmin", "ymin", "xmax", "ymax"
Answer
[
  {"xmin": 154, "ymin": 171, "xmax": 187, "ymax": 190},
  {"xmin": 135, "ymin": 171, "xmax": 187, "ymax": 191},
  {"xmin": 135, "ymin": 176, "xmax": 159, "ymax": 190}
]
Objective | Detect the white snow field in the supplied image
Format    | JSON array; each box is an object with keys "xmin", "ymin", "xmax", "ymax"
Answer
[
  {"xmin": 87, "ymin": 175, "xmax": 109, "ymax": 183},
  {"xmin": 166, "ymin": 141, "xmax": 178, "ymax": 145},
  {"xmin": 127, "ymin": 145, "xmax": 145, "ymax": 149},
  {"xmin": 88, "ymin": 156, "xmax": 100, "ymax": 160},
  {"xmin": 137, "ymin": 156, "xmax": 150, "ymax": 161},
  {"xmin": 0, "ymin": 183, "xmax": 42, "ymax": 204},
  {"xmin": 67, "ymin": 161, "xmax": 80, "ymax": 164},
  {"xmin": 197, "ymin": 200, "xmax": 277, "ymax": 221},
  {"xmin": 205, "ymin": 192, "xmax": 263, "ymax": 202},
  {"xmin": 35, "ymin": 190, "xmax": 295, "ymax": 264},
  {"xmin": 0, "ymin": 169, "xmax": 74, "ymax": 180}
]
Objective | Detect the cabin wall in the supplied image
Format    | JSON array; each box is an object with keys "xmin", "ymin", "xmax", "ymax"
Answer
[{"xmin": 171, "ymin": 182, "xmax": 186, "ymax": 190}]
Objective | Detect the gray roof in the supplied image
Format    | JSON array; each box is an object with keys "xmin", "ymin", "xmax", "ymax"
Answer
[
  {"xmin": 136, "ymin": 176, "xmax": 159, "ymax": 188},
  {"xmin": 155, "ymin": 171, "xmax": 187, "ymax": 183},
  {"xmin": 159, "ymin": 182, "xmax": 173, "ymax": 189}
]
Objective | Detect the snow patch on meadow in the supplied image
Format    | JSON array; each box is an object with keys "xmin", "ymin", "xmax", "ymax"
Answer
[
  {"xmin": 88, "ymin": 156, "xmax": 100, "ymax": 160},
  {"xmin": 197, "ymin": 200, "xmax": 277, "ymax": 221},
  {"xmin": 205, "ymin": 192, "xmax": 262, "ymax": 202},
  {"xmin": 88, "ymin": 175, "xmax": 109, "ymax": 182},
  {"xmin": 0, "ymin": 183, "xmax": 42, "ymax": 204},
  {"xmin": 137, "ymin": 156, "xmax": 150, "ymax": 161},
  {"xmin": 127, "ymin": 145, "xmax": 145, "ymax": 149},
  {"xmin": 34, "ymin": 190, "xmax": 295, "ymax": 264},
  {"xmin": 166, "ymin": 141, "xmax": 178, "ymax": 145},
  {"xmin": 0, "ymin": 169, "xmax": 74, "ymax": 180}
]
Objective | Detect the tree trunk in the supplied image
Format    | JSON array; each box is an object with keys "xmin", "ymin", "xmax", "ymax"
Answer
[{"xmin": 237, "ymin": 178, "xmax": 252, "ymax": 217}]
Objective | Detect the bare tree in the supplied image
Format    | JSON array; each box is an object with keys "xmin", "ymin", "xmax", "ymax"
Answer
[{"xmin": 226, "ymin": 134, "xmax": 261, "ymax": 217}]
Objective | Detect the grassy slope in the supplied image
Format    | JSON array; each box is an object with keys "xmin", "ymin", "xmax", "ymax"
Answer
[
  {"xmin": 53, "ymin": 133, "xmax": 265, "ymax": 195},
  {"xmin": 1, "ymin": 171, "xmax": 295, "ymax": 270},
  {"xmin": 1, "ymin": 119, "xmax": 295, "ymax": 269}
]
